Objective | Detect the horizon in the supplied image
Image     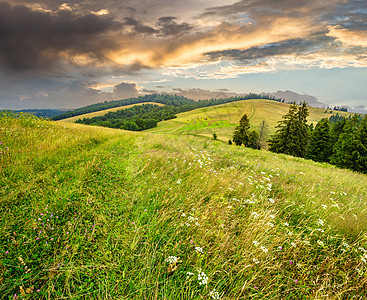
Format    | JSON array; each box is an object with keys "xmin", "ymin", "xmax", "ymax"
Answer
[{"xmin": 0, "ymin": 1, "xmax": 366, "ymax": 111}]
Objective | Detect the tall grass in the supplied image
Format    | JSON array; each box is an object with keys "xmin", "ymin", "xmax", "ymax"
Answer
[{"xmin": 1, "ymin": 111, "xmax": 366, "ymax": 299}]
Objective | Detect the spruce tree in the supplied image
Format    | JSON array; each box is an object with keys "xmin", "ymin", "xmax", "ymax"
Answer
[
  {"xmin": 330, "ymin": 115, "xmax": 362, "ymax": 171},
  {"xmin": 232, "ymin": 114, "xmax": 259, "ymax": 148},
  {"xmin": 268, "ymin": 103, "xmax": 310, "ymax": 157},
  {"xmin": 305, "ymin": 118, "xmax": 332, "ymax": 162},
  {"xmin": 268, "ymin": 103, "xmax": 298, "ymax": 154},
  {"xmin": 233, "ymin": 114, "xmax": 251, "ymax": 146}
]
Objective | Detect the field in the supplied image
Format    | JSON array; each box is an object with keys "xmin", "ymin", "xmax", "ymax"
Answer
[
  {"xmin": 59, "ymin": 102, "xmax": 165, "ymax": 123},
  {"xmin": 147, "ymin": 99, "xmax": 353, "ymax": 141},
  {"xmin": 1, "ymin": 110, "xmax": 366, "ymax": 299}
]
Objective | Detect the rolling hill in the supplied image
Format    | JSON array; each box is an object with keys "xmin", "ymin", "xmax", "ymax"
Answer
[
  {"xmin": 147, "ymin": 99, "xmax": 353, "ymax": 140},
  {"xmin": 59, "ymin": 102, "xmax": 165, "ymax": 123},
  {"xmin": 1, "ymin": 110, "xmax": 366, "ymax": 299}
]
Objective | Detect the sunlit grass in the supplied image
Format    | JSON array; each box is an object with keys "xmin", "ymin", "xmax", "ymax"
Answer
[
  {"xmin": 148, "ymin": 99, "xmax": 353, "ymax": 142},
  {"xmin": 1, "ymin": 111, "xmax": 366, "ymax": 299}
]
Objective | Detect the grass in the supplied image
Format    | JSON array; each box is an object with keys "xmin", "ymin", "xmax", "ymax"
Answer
[
  {"xmin": 147, "ymin": 99, "xmax": 353, "ymax": 141},
  {"xmin": 1, "ymin": 111, "xmax": 367, "ymax": 299},
  {"xmin": 58, "ymin": 102, "xmax": 165, "ymax": 123}
]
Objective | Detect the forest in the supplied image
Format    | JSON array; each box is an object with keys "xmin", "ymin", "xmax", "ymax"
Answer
[
  {"xmin": 233, "ymin": 103, "xmax": 367, "ymax": 174},
  {"xmin": 52, "ymin": 93, "xmax": 282, "ymax": 123}
]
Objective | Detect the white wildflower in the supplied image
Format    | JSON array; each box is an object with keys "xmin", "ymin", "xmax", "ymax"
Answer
[
  {"xmin": 317, "ymin": 240, "xmax": 324, "ymax": 247},
  {"xmin": 252, "ymin": 258, "xmax": 260, "ymax": 264},
  {"xmin": 342, "ymin": 242, "xmax": 350, "ymax": 248},
  {"xmin": 321, "ymin": 204, "xmax": 327, "ymax": 209},
  {"xmin": 253, "ymin": 241, "xmax": 259, "ymax": 247},
  {"xmin": 268, "ymin": 198, "xmax": 275, "ymax": 204},
  {"xmin": 195, "ymin": 246, "xmax": 203, "ymax": 254},
  {"xmin": 260, "ymin": 246, "xmax": 268, "ymax": 253},
  {"xmin": 251, "ymin": 212, "xmax": 259, "ymax": 218},
  {"xmin": 198, "ymin": 271, "xmax": 208, "ymax": 285},
  {"xmin": 284, "ymin": 222, "xmax": 289, "ymax": 226},
  {"xmin": 291, "ymin": 242, "xmax": 296, "ymax": 248},
  {"xmin": 165, "ymin": 256, "xmax": 178, "ymax": 264},
  {"xmin": 209, "ymin": 289, "xmax": 220, "ymax": 300}
]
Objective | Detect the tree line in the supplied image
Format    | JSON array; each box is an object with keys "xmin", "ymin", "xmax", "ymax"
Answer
[
  {"xmin": 52, "ymin": 93, "xmax": 282, "ymax": 121},
  {"xmin": 232, "ymin": 103, "xmax": 367, "ymax": 174}
]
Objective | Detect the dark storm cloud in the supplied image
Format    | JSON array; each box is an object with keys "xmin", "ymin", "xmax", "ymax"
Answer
[
  {"xmin": 156, "ymin": 17, "xmax": 192, "ymax": 36},
  {"xmin": 0, "ymin": 2, "xmax": 122, "ymax": 71},
  {"xmin": 112, "ymin": 82, "xmax": 139, "ymax": 99},
  {"xmin": 204, "ymin": 35, "xmax": 334, "ymax": 63},
  {"xmin": 123, "ymin": 16, "xmax": 193, "ymax": 36},
  {"xmin": 123, "ymin": 17, "xmax": 158, "ymax": 35}
]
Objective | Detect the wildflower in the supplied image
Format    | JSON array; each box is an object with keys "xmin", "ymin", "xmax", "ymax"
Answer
[
  {"xmin": 195, "ymin": 246, "xmax": 203, "ymax": 254},
  {"xmin": 251, "ymin": 212, "xmax": 259, "ymax": 218},
  {"xmin": 165, "ymin": 256, "xmax": 178, "ymax": 264},
  {"xmin": 268, "ymin": 198, "xmax": 275, "ymax": 204},
  {"xmin": 5, "ymin": 250, "xmax": 9, "ymax": 254},
  {"xmin": 253, "ymin": 258, "xmax": 260, "ymax": 264},
  {"xmin": 294, "ymin": 279, "xmax": 298, "ymax": 284},
  {"xmin": 186, "ymin": 271, "xmax": 194, "ymax": 279},
  {"xmin": 253, "ymin": 241, "xmax": 259, "ymax": 247},
  {"xmin": 209, "ymin": 289, "xmax": 220, "ymax": 299},
  {"xmin": 267, "ymin": 222, "xmax": 274, "ymax": 227},
  {"xmin": 279, "ymin": 246, "xmax": 283, "ymax": 250},
  {"xmin": 321, "ymin": 204, "xmax": 327, "ymax": 209},
  {"xmin": 260, "ymin": 246, "xmax": 268, "ymax": 253},
  {"xmin": 284, "ymin": 222, "xmax": 289, "ymax": 226},
  {"xmin": 291, "ymin": 242, "xmax": 296, "ymax": 248},
  {"xmin": 198, "ymin": 270, "xmax": 208, "ymax": 285},
  {"xmin": 317, "ymin": 240, "xmax": 324, "ymax": 247},
  {"xmin": 342, "ymin": 242, "xmax": 350, "ymax": 248}
]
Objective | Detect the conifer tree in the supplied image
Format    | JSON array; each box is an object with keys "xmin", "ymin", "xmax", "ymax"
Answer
[
  {"xmin": 330, "ymin": 115, "xmax": 362, "ymax": 171},
  {"xmin": 232, "ymin": 114, "xmax": 259, "ymax": 148},
  {"xmin": 268, "ymin": 102, "xmax": 310, "ymax": 157},
  {"xmin": 233, "ymin": 114, "xmax": 251, "ymax": 146},
  {"xmin": 305, "ymin": 118, "xmax": 332, "ymax": 162}
]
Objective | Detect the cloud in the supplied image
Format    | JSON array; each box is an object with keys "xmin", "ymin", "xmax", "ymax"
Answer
[
  {"xmin": 112, "ymin": 82, "xmax": 140, "ymax": 99},
  {"xmin": 327, "ymin": 25, "xmax": 367, "ymax": 47},
  {"xmin": 0, "ymin": 2, "xmax": 122, "ymax": 72},
  {"xmin": 172, "ymin": 87, "xmax": 237, "ymax": 100}
]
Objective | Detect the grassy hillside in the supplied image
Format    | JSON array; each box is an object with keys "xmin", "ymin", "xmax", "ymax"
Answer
[
  {"xmin": 1, "ymin": 112, "xmax": 367, "ymax": 299},
  {"xmin": 148, "ymin": 99, "xmax": 353, "ymax": 140},
  {"xmin": 59, "ymin": 102, "xmax": 165, "ymax": 123}
]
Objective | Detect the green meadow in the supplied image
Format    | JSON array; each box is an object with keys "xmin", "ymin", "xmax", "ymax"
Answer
[
  {"xmin": 147, "ymin": 99, "xmax": 352, "ymax": 141},
  {"xmin": 1, "ymin": 107, "xmax": 366, "ymax": 299}
]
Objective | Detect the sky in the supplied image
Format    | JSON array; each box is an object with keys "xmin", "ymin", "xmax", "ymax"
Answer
[{"xmin": 0, "ymin": 0, "xmax": 366, "ymax": 111}]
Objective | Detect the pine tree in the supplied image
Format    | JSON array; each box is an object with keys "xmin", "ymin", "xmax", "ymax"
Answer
[
  {"xmin": 232, "ymin": 114, "xmax": 259, "ymax": 148},
  {"xmin": 268, "ymin": 103, "xmax": 298, "ymax": 154},
  {"xmin": 330, "ymin": 115, "xmax": 362, "ymax": 171},
  {"xmin": 305, "ymin": 118, "xmax": 332, "ymax": 162},
  {"xmin": 268, "ymin": 103, "xmax": 310, "ymax": 157},
  {"xmin": 233, "ymin": 114, "xmax": 251, "ymax": 146}
]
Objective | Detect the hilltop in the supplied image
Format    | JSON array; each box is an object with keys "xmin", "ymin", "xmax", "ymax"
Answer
[{"xmin": 1, "ymin": 111, "xmax": 367, "ymax": 299}]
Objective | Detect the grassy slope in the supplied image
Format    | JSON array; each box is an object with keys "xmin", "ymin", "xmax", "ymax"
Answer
[
  {"xmin": 1, "ymin": 112, "xmax": 367, "ymax": 299},
  {"xmin": 59, "ymin": 102, "xmax": 165, "ymax": 123},
  {"xmin": 148, "ymin": 99, "xmax": 353, "ymax": 141}
]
